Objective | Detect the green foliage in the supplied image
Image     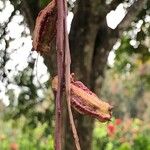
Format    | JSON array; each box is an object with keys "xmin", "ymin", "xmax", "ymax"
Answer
[
  {"xmin": 114, "ymin": 17, "xmax": 150, "ymax": 74},
  {"xmin": 93, "ymin": 122, "xmax": 108, "ymax": 150},
  {"xmin": 3, "ymin": 117, "xmax": 149, "ymax": 150},
  {"xmin": 133, "ymin": 134, "xmax": 150, "ymax": 150},
  {"xmin": 0, "ymin": 119, "xmax": 54, "ymax": 150},
  {"xmin": 40, "ymin": 0, "xmax": 51, "ymax": 8},
  {"xmin": 114, "ymin": 36, "xmax": 136, "ymax": 73},
  {"xmin": 92, "ymin": 118, "xmax": 150, "ymax": 150}
]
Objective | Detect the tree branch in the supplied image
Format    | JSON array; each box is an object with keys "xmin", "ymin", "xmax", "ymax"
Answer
[
  {"xmin": 116, "ymin": 0, "xmax": 148, "ymax": 33},
  {"xmin": 20, "ymin": 0, "xmax": 35, "ymax": 34},
  {"xmin": 107, "ymin": 0, "xmax": 124, "ymax": 12}
]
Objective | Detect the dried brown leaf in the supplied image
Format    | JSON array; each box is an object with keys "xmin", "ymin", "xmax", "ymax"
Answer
[
  {"xmin": 32, "ymin": 0, "xmax": 57, "ymax": 54},
  {"xmin": 52, "ymin": 74, "xmax": 113, "ymax": 122}
]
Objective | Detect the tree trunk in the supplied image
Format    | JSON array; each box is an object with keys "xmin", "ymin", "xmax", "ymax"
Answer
[{"xmin": 64, "ymin": 1, "xmax": 116, "ymax": 149}]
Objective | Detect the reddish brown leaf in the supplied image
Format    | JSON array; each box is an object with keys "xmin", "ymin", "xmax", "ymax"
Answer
[
  {"xmin": 32, "ymin": 0, "xmax": 57, "ymax": 54},
  {"xmin": 52, "ymin": 74, "xmax": 113, "ymax": 122}
]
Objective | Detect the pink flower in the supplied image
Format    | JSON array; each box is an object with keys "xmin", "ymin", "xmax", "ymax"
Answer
[
  {"xmin": 115, "ymin": 118, "xmax": 122, "ymax": 125},
  {"xmin": 10, "ymin": 143, "xmax": 19, "ymax": 150},
  {"xmin": 107, "ymin": 124, "xmax": 115, "ymax": 136}
]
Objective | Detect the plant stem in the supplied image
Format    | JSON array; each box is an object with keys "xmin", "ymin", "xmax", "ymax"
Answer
[
  {"xmin": 63, "ymin": 0, "xmax": 81, "ymax": 150},
  {"xmin": 55, "ymin": 0, "xmax": 81, "ymax": 149},
  {"xmin": 55, "ymin": 0, "xmax": 64, "ymax": 149}
]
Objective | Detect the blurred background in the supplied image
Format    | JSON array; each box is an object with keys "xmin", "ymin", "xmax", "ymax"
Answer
[{"xmin": 0, "ymin": 0, "xmax": 150, "ymax": 149}]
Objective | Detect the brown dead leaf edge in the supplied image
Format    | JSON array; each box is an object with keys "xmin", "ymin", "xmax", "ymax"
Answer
[{"xmin": 32, "ymin": 0, "xmax": 113, "ymax": 150}]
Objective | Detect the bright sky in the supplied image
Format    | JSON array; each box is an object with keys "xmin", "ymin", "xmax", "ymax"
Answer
[
  {"xmin": 106, "ymin": 4, "xmax": 126, "ymax": 29},
  {"xmin": 0, "ymin": 0, "xmax": 126, "ymax": 105}
]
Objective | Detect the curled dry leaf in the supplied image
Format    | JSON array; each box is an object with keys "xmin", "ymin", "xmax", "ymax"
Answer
[
  {"xmin": 52, "ymin": 74, "xmax": 113, "ymax": 122},
  {"xmin": 32, "ymin": 0, "xmax": 57, "ymax": 54}
]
